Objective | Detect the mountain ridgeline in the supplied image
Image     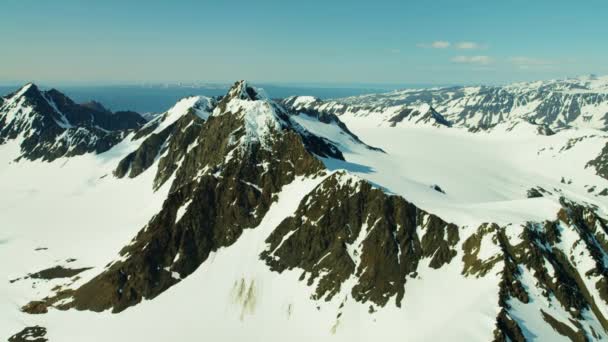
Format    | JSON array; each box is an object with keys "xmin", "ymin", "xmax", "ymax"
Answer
[
  {"xmin": 282, "ymin": 75, "xmax": 608, "ymax": 132},
  {"xmin": 0, "ymin": 84, "xmax": 145, "ymax": 161},
  {"xmin": 4, "ymin": 78, "xmax": 608, "ymax": 341}
]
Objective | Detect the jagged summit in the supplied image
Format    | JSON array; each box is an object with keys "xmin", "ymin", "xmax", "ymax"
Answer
[
  {"xmin": 114, "ymin": 80, "xmax": 371, "ymax": 187},
  {"xmin": 5, "ymin": 77, "xmax": 608, "ymax": 341},
  {"xmin": 0, "ymin": 83, "xmax": 145, "ymax": 161},
  {"xmin": 212, "ymin": 81, "xmax": 294, "ymax": 151},
  {"xmin": 11, "ymin": 82, "xmax": 38, "ymax": 98},
  {"xmin": 223, "ymin": 80, "xmax": 268, "ymax": 102},
  {"xmin": 282, "ymin": 95, "xmax": 322, "ymax": 110},
  {"xmin": 141, "ymin": 95, "xmax": 216, "ymax": 134},
  {"xmin": 282, "ymin": 96, "xmax": 452, "ymax": 128},
  {"xmin": 295, "ymin": 74, "xmax": 608, "ymax": 132}
]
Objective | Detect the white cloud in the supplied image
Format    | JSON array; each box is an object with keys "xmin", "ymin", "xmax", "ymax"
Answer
[
  {"xmin": 451, "ymin": 55, "xmax": 493, "ymax": 65},
  {"xmin": 509, "ymin": 57, "xmax": 556, "ymax": 70},
  {"xmin": 417, "ymin": 41, "xmax": 451, "ymax": 49},
  {"xmin": 455, "ymin": 41, "xmax": 481, "ymax": 49},
  {"xmin": 418, "ymin": 41, "xmax": 486, "ymax": 50},
  {"xmin": 432, "ymin": 41, "xmax": 451, "ymax": 49}
]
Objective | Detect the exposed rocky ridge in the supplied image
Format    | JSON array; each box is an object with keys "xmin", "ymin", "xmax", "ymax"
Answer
[
  {"xmin": 261, "ymin": 171, "xmax": 459, "ymax": 308},
  {"xmin": 0, "ymin": 83, "xmax": 145, "ymax": 161},
  {"xmin": 24, "ymin": 81, "xmax": 360, "ymax": 313},
  {"xmin": 260, "ymin": 171, "xmax": 608, "ymax": 339},
  {"xmin": 280, "ymin": 97, "xmax": 391, "ymax": 147},
  {"xmin": 285, "ymin": 75, "xmax": 608, "ymax": 131},
  {"xmin": 8, "ymin": 326, "xmax": 47, "ymax": 342},
  {"xmin": 114, "ymin": 96, "xmax": 216, "ymax": 186},
  {"xmin": 12, "ymin": 80, "xmax": 608, "ymax": 341},
  {"xmin": 456, "ymin": 199, "xmax": 608, "ymax": 341},
  {"xmin": 41, "ymin": 89, "xmax": 144, "ymax": 130},
  {"xmin": 386, "ymin": 105, "xmax": 451, "ymax": 127},
  {"xmin": 588, "ymin": 142, "xmax": 608, "ymax": 181},
  {"xmin": 114, "ymin": 81, "xmax": 369, "ymax": 189},
  {"xmin": 282, "ymin": 96, "xmax": 452, "ymax": 128}
]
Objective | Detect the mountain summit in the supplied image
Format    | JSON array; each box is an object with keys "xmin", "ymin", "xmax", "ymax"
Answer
[
  {"xmin": 4, "ymin": 77, "xmax": 608, "ymax": 342},
  {"xmin": 0, "ymin": 83, "xmax": 145, "ymax": 161}
]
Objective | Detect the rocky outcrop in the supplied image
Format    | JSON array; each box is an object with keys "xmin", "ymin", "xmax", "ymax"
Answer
[
  {"xmin": 27, "ymin": 81, "xmax": 344, "ymax": 313},
  {"xmin": 285, "ymin": 76, "xmax": 608, "ymax": 131},
  {"xmin": 17, "ymin": 80, "xmax": 608, "ymax": 341},
  {"xmin": 491, "ymin": 199, "xmax": 608, "ymax": 340},
  {"xmin": 280, "ymin": 97, "xmax": 387, "ymax": 150},
  {"xmin": 282, "ymin": 96, "xmax": 452, "ymax": 128},
  {"xmin": 588, "ymin": 142, "xmax": 608, "ymax": 180},
  {"xmin": 115, "ymin": 83, "xmax": 357, "ymax": 188},
  {"xmin": 8, "ymin": 326, "xmax": 47, "ymax": 342},
  {"xmin": 0, "ymin": 83, "xmax": 145, "ymax": 161},
  {"xmin": 261, "ymin": 171, "xmax": 459, "ymax": 308}
]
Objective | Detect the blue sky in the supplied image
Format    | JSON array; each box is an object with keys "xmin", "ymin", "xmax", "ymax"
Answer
[{"xmin": 1, "ymin": 0, "xmax": 606, "ymax": 85}]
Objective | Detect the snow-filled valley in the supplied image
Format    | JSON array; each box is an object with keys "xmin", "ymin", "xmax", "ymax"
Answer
[{"xmin": 2, "ymin": 78, "xmax": 608, "ymax": 341}]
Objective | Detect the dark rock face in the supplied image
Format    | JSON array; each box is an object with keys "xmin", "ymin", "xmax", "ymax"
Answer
[
  {"xmin": 261, "ymin": 172, "xmax": 459, "ymax": 307},
  {"xmin": 535, "ymin": 123, "xmax": 556, "ymax": 136},
  {"xmin": 29, "ymin": 82, "xmax": 343, "ymax": 313},
  {"xmin": 0, "ymin": 84, "xmax": 145, "ymax": 162},
  {"xmin": 42, "ymin": 89, "xmax": 145, "ymax": 130},
  {"xmin": 62, "ymin": 134, "xmax": 324, "ymax": 312},
  {"xmin": 8, "ymin": 326, "xmax": 47, "ymax": 342},
  {"xmin": 279, "ymin": 97, "xmax": 385, "ymax": 152},
  {"xmin": 115, "ymin": 96, "xmax": 219, "ymax": 183},
  {"xmin": 281, "ymin": 96, "xmax": 451, "ymax": 128},
  {"xmin": 114, "ymin": 126, "xmax": 174, "ymax": 179},
  {"xmin": 388, "ymin": 106, "xmax": 451, "ymax": 127},
  {"xmin": 492, "ymin": 199, "xmax": 608, "ymax": 339},
  {"xmin": 10, "ymin": 265, "xmax": 91, "ymax": 282},
  {"xmin": 283, "ymin": 78, "xmax": 608, "ymax": 131},
  {"xmin": 461, "ymin": 223, "xmax": 503, "ymax": 277},
  {"xmin": 431, "ymin": 184, "xmax": 445, "ymax": 194},
  {"xmin": 115, "ymin": 84, "xmax": 353, "ymax": 187},
  {"xmin": 526, "ymin": 187, "xmax": 544, "ymax": 198},
  {"xmin": 113, "ymin": 113, "xmax": 198, "ymax": 183},
  {"xmin": 588, "ymin": 142, "xmax": 608, "ymax": 180}
]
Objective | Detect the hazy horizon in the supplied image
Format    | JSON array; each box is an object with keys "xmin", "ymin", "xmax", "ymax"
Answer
[{"xmin": 2, "ymin": 0, "xmax": 607, "ymax": 85}]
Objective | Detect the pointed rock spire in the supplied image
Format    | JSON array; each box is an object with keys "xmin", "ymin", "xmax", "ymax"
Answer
[{"xmin": 225, "ymin": 80, "xmax": 266, "ymax": 101}]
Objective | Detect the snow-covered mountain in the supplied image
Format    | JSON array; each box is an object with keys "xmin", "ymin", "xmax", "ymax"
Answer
[
  {"xmin": 284, "ymin": 75, "xmax": 608, "ymax": 132},
  {"xmin": 0, "ymin": 84, "xmax": 145, "ymax": 162},
  {"xmin": 3, "ymin": 79, "xmax": 608, "ymax": 341}
]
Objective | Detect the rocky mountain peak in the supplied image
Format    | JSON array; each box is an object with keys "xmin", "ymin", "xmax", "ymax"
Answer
[
  {"xmin": 0, "ymin": 83, "xmax": 145, "ymax": 161},
  {"xmin": 225, "ymin": 80, "xmax": 267, "ymax": 102},
  {"xmin": 282, "ymin": 96, "xmax": 322, "ymax": 110},
  {"xmin": 5, "ymin": 83, "xmax": 52, "ymax": 114},
  {"xmin": 115, "ymin": 81, "xmax": 354, "ymax": 187},
  {"xmin": 15, "ymin": 82, "xmax": 39, "ymax": 97}
]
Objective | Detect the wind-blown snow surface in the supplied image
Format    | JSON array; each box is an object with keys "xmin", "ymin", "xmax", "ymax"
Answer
[
  {"xmin": 0, "ymin": 136, "xmax": 174, "ymax": 338},
  {"xmin": 3, "ymin": 84, "xmax": 608, "ymax": 340},
  {"xmin": 297, "ymin": 115, "xmax": 608, "ymax": 227},
  {"xmin": 0, "ymin": 173, "xmax": 500, "ymax": 341},
  {"xmin": 289, "ymin": 75, "xmax": 608, "ymax": 131}
]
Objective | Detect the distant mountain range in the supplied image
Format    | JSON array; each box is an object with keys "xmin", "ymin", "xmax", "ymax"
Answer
[
  {"xmin": 0, "ymin": 84, "xmax": 402, "ymax": 115},
  {"xmin": 284, "ymin": 75, "xmax": 608, "ymax": 132},
  {"xmin": 3, "ymin": 77, "xmax": 608, "ymax": 341}
]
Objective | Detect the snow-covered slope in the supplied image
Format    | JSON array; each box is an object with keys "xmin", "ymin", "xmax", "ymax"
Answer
[
  {"xmin": 3, "ymin": 79, "xmax": 608, "ymax": 342},
  {"xmin": 285, "ymin": 75, "xmax": 608, "ymax": 131}
]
